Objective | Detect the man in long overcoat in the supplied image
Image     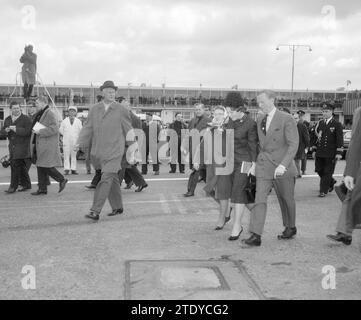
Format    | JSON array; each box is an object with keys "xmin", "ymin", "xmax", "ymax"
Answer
[
  {"xmin": 30, "ymin": 96, "xmax": 68, "ymax": 195},
  {"xmin": 327, "ymin": 107, "xmax": 361, "ymax": 245},
  {"xmin": 77, "ymin": 81, "xmax": 134, "ymax": 221},
  {"xmin": 20, "ymin": 45, "xmax": 37, "ymax": 99}
]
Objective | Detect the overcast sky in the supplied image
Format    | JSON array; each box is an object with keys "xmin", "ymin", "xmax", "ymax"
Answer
[{"xmin": 0, "ymin": 0, "xmax": 360, "ymax": 90}]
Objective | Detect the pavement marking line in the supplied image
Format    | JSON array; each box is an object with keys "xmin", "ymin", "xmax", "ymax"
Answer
[
  {"xmin": 0, "ymin": 174, "xmax": 344, "ymax": 186},
  {"xmin": 171, "ymin": 194, "xmax": 188, "ymax": 215},
  {"xmin": 159, "ymin": 193, "xmax": 172, "ymax": 214},
  {"xmin": 0, "ymin": 197, "xmax": 213, "ymax": 211}
]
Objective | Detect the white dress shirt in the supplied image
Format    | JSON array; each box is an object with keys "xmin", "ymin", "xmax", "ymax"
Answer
[
  {"xmin": 103, "ymin": 101, "xmax": 112, "ymax": 112},
  {"xmin": 325, "ymin": 117, "xmax": 333, "ymax": 125},
  {"xmin": 266, "ymin": 107, "xmax": 277, "ymax": 131}
]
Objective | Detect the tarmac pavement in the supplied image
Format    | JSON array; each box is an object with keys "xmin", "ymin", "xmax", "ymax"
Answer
[{"xmin": 0, "ymin": 139, "xmax": 360, "ymax": 300}]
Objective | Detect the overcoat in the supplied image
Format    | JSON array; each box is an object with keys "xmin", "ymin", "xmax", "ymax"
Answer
[
  {"xmin": 344, "ymin": 107, "xmax": 361, "ymax": 226},
  {"xmin": 20, "ymin": 51, "xmax": 37, "ymax": 85},
  {"xmin": 2, "ymin": 114, "xmax": 32, "ymax": 159},
  {"xmin": 77, "ymin": 101, "xmax": 133, "ymax": 173},
  {"xmin": 30, "ymin": 107, "xmax": 62, "ymax": 168}
]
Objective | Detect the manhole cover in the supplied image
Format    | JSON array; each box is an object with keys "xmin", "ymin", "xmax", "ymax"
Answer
[{"xmin": 125, "ymin": 259, "xmax": 262, "ymax": 300}]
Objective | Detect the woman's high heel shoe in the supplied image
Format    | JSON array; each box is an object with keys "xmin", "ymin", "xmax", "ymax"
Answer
[
  {"xmin": 228, "ymin": 227, "xmax": 243, "ymax": 241},
  {"xmin": 215, "ymin": 210, "xmax": 232, "ymax": 230}
]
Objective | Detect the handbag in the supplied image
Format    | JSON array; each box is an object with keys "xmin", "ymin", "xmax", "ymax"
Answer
[
  {"xmin": 245, "ymin": 174, "xmax": 257, "ymax": 203},
  {"xmin": 335, "ymin": 182, "xmax": 348, "ymax": 202}
]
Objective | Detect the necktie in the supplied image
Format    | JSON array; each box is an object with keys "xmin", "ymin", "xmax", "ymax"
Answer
[
  {"xmin": 261, "ymin": 114, "xmax": 268, "ymax": 135},
  {"xmin": 70, "ymin": 118, "xmax": 74, "ymax": 125}
]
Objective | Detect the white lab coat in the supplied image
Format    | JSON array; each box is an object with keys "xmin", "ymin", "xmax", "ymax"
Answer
[{"xmin": 59, "ymin": 117, "xmax": 82, "ymax": 171}]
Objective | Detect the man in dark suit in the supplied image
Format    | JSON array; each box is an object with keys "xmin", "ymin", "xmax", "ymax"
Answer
[
  {"xmin": 141, "ymin": 113, "xmax": 161, "ymax": 175},
  {"xmin": 182, "ymin": 103, "xmax": 211, "ymax": 197},
  {"xmin": 1, "ymin": 101, "xmax": 32, "ymax": 193},
  {"xmin": 297, "ymin": 110, "xmax": 310, "ymax": 175},
  {"xmin": 293, "ymin": 112, "xmax": 310, "ymax": 177},
  {"xmin": 243, "ymin": 90, "xmax": 299, "ymax": 247},
  {"xmin": 327, "ymin": 107, "xmax": 361, "ymax": 245},
  {"xmin": 311, "ymin": 103, "xmax": 343, "ymax": 197},
  {"xmin": 168, "ymin": 112, "xmax": 187, "ymax": 173}
]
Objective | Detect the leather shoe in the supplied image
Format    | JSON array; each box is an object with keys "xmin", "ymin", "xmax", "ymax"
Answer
[
  {"xmin": 107, "ymin": 208, "xmax": 124, "ymax": 216},
  {"xmin": 135, "ymin": 183, "xmax": 148, "ymax": 192},
  {"xmin": 85, "ymin": 185, "xmax": 96, "ymax": 189},
  {"xmin": 124, "ymin": 181, "xmax": 134, "ymax": 189},
  {"xmin": 71, "ymin": 170, "xmax": 78, "ymax": 175},
  {"xmin": 318, "ymin": 192, "xmax": 326, "ymax": 198},
  {"xmin": 59, "ymin": 179, "xmax": 68, "ymax": 193},
  {"xmin": 4, "ymin": 188, "xmax": 16, "ymax": 194},
  {"xmin": 278, "ymin": 227, "xmax": 297, "ymax": 240},
  {"xmin": 169, "ymin": 170, "xmax": 176, "ymax": 173},
  {"xmin": 18, "ymin": 187, "xmax": 31, "ymax": 192},
  {"xmin": 327, "ymin": 233, "xmax": 352, "ymax": 245},
  {"xmin": 242, "ymin": 233, "xmax": 261, "ymax": 246},
  {"xmin": 85, "ymin": 212, "xmax": 99, "ymax": 221},
  {"xmin": 329, "ymin": 179, "xmax": 337, "ymax": 193},
  {"xmin": 228, "ymin": 227, "xmax": 243, "ymax": 241},
  {"xmin": 31, "ymin": 190, "xmax": 47, "ymax": 195},
  {"xmin": 183, "ymin": 191, "xmax": 194, "ymax": 197}
]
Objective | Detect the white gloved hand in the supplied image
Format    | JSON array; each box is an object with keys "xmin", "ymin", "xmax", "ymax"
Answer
[
  {"xmin": 274, "ymin": 165, "xmax": 286, "ymax": 179},
  {"xmin": 344, "ymin": 176, "xmax": 355, "ymax": 191}
]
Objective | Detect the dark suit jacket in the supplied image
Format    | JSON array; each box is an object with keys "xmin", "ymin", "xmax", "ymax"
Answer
[
  {"xmin": 313, "ymin": 118, "xmax": 343, "ymax": 158},
  {"xmin": 182, "ymin": 114, "xmax": 211, "ymax": 158},
  {"xmin": 2, "ymin": 114, "xmax": 32, "ymax": 160},
  {"xmin": 255, "ymin": 109, "xmax": 299, "ymax": 180},
  {"xmin": 232, "ymin": 115, "xmax": 258, "ymax": 165},
  {"xmin": 295, "ymin": 121, "xmax": 310, "ymax": 160}
]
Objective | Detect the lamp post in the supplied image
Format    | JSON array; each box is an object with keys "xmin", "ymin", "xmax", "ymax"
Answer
[
  {"xmin": 276, "ymin": 44, "xmax": 312, "ymax": 110},
  {"xmin": 127, "ymin": 83, "xmax": 132, "ymax": 101}
]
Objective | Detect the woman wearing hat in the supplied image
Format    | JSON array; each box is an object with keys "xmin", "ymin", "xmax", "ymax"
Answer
[{"xmin": 201, "ymin": 103, "xmax": 258, "ymax": 240}]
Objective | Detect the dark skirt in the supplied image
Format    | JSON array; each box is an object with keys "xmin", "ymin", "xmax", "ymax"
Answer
[{"xmin": 215, "ymin": 165, "xmax": 250, "ymax": 204}]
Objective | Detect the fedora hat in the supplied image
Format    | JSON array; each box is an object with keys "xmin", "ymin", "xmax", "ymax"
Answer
[{"xmin": 100, "ymin": 80, "xmax": 118, "ymax": 91}]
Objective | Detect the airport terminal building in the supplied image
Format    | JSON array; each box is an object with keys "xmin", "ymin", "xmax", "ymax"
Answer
[{"xmin": 0, "ymin": 83, "xmax": 359, "ymax": 127}]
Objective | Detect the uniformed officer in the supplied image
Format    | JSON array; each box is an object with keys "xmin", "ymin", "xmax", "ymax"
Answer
[{"xmin": 311, "ymin": 103, "xmax": 343, "ymax": 197}]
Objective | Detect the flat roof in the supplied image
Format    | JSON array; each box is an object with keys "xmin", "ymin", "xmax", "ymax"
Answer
[{"xmin": 0, "ymin": 83, "xmax": 345, "ymax": 94}]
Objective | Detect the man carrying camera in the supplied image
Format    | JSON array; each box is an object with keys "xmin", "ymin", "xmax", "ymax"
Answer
[{"xmin": 20, "ymin": 45, "xmax": 37, "ymax": 100}]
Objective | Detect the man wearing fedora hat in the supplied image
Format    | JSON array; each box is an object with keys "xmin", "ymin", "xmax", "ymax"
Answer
[
  {"xmin": 60, "ymin": 106, "xmax": 83, "ymax": 175},
  {"xmin": 76, "ymin": 81, "xmax": 134, "ymax": 221},
  {"xmin": 311, "ymin": 102, "xmax": 343, "ymax": 197}
]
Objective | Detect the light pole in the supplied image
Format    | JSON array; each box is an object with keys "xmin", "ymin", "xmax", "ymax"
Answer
[
  {"xmin": 127, "ymin": 83, "xmax": 132, "ymax": 101},
  {"xmin": 276, "ymin": 44, "xmax": 312, "ymax": 110}
]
